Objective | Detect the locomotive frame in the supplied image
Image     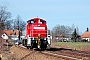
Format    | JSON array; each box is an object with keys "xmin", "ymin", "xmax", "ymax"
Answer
[{"xmin": 22, "ymin": 18, "xmax": 51, "ymax": 50}]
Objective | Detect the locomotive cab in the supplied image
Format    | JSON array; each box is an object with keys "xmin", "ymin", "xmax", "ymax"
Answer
[{"xmin": 22, "ymin": 18, "xmax": 51, "ymax": 50}]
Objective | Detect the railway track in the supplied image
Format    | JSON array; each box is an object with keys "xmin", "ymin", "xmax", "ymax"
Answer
[
  {"xmin": 45, "ymin": 48, "xmax": 90, "ymax": 60},
  {"xmin": 17, "ymin": 45, "xmax": 90, "ymax": 60},
  {"xmin": 41, "ymin": 51, "xmax": 82, "ymax": 60}
]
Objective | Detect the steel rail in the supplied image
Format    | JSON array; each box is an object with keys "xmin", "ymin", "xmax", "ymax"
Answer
[{"xmin": 41, "ymin": 51, "xmax": 82, "ymax": 60}]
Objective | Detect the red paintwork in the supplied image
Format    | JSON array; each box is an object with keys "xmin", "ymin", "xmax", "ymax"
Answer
[{"xmin": 26, "ymin": 18, "xmax": 47, "ymax": 38}]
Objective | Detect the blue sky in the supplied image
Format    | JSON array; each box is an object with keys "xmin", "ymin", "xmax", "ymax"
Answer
[{"xmin": 0, "ymin": 0, "xmax": 90, "ymax": 34}]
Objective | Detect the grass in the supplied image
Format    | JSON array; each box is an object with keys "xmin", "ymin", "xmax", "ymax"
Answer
[{"xmin": 56, "ymin": 42, "xmax": 90, "ymax": 50}]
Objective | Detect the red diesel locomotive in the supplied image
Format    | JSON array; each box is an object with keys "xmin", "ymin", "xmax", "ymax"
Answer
[{"xmin": 22, "ymin": 18, "xmax": 51, "ymax": 50}]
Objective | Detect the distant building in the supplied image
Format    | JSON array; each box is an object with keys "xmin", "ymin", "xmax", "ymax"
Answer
[
  {"xmin": 81, "ymin": 31, "xmax": 90, "ymax": 42},
  {"xmin": 1, "ymin": 33, "xmax": 8, "ymax": 40},
  {"xmin": 2, "ymin": 30, "xmax": 20, "ymax": 45},
  {"xmin": 55, "ymin": 35, "xmax": 64, "ymax": 42},
  {"xmin": 3, "ymin": 30, "xmax": 19, "ymax": 37}
]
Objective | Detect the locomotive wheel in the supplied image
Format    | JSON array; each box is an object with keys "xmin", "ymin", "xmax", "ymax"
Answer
[
  {"xmin": 41, "ymin": 47, "xmax": 46, "ymax": 51},
  {"xmin": 41, "ymin": 48, "xmax": 44, "ymax": 51},
  {"xmin": 27, "ymin": 46, "xmax": 29, "ymax": 49},
  {"xmin": 30, "ymin": 46, "xmax": 33, "ymax": 49}
]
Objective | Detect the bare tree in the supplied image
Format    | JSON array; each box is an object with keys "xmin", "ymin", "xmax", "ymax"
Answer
[
  {"xmin": 5, "ymin": 20, "xmax": 13, "ymax": 30},
  {"xmin": 0, "ymin": 6, "xmax": 11, "ymax": 30},
  {"xmin": 51, "ymin": 24, "xmax": 73, "ymax": 40},
  {"xmin": 14, "ymin": 15, "xmax": 26, "ymax": 35},
  {"xmin": 51, "ymin": 25, "xmax": 61, "ymax": 37},
  {"xmin": 65, "ymin": 26, "xmax": 72, "ymax": 37},
  {"xmin": 71, "ymin": 23, "xmax": 75, "ymax": 33}
]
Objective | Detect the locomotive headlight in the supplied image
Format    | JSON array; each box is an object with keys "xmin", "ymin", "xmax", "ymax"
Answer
[{"xmin": 44, "ymin": 38, "xmax": 46, "ymax": 40}]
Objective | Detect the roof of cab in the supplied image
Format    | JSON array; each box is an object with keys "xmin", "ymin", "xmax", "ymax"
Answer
[{"xmin": 27, "ymin": 18, "xmax": 46, "ymax": 23}]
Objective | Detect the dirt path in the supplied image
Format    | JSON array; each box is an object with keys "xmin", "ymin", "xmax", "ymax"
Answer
[{"xmin": 8, "ymin": 46, "xmax": 62, "ymax": 60}]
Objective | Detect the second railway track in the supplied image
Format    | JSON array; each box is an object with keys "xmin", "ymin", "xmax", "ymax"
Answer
[{"xmin": 41, "ymin": 51, "xmax": 82, "ymax": 60}]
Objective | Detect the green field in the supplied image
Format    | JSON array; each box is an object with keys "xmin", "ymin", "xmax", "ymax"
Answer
[{"xmin": 56, "ymin": 42, "xmax": 90, "ymax": 50}]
